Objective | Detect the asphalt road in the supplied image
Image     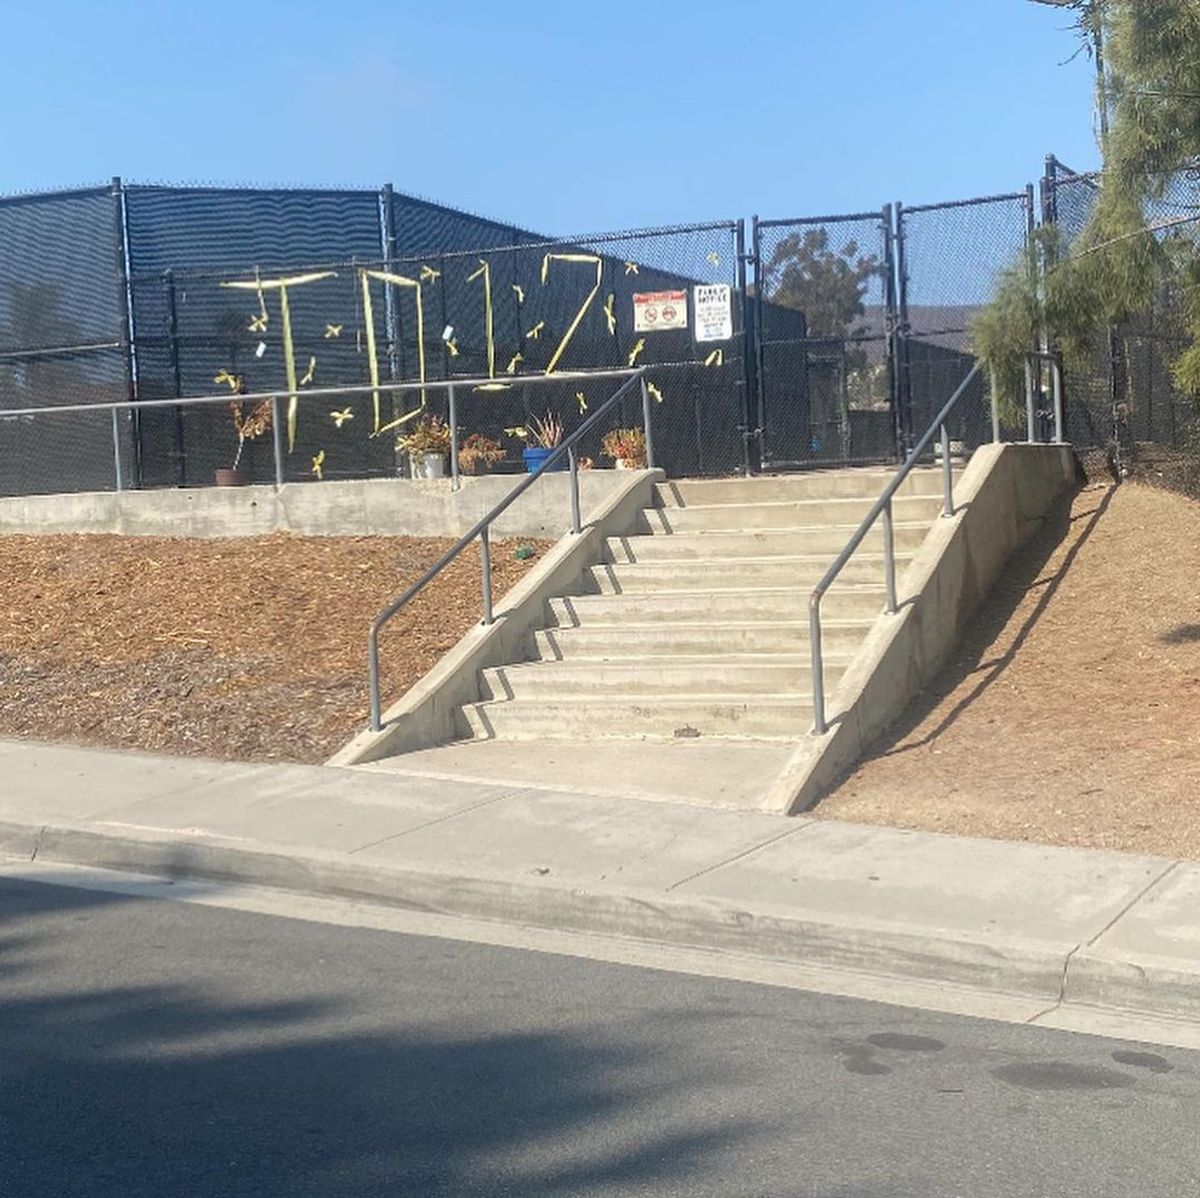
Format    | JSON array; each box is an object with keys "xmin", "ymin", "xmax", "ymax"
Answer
[{"xmin": 1, "ymin": 874, "xmax": 1198, "ymax": 1198}]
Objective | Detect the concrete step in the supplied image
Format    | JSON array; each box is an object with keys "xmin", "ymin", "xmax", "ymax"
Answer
[
  {"xmin": 479, "ymin": 656, "xmax": 846, "ymax": 701},
  {"xmin": 586, "ymin": 553, "xmax": 906, "ymax": 594},
  {"xmin": 638, "ymin": 493, "xmax": 944, "ymax": 533},
  {"xmin": 549, "ymin": 586, "xmax": 887, "ymax": 627},
  {"xmin": 531, "ymin": 620, "xmax": 873, "ymax": 660},
  {"xmin": 458, "ymin": 695, "xmax": 814, "ymax": 742},
  {"xmin": 655, "ymin": 469, "xmax": 953, "ymax": 507},
  {"xmin": 605, "ymin": 523, "xmax": 932, "ymax": 562}
]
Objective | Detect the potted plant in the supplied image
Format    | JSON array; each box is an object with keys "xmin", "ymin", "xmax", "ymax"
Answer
[
  {"xmin": 458, "ymin": 433, "xmax": 507, "ymax": 475},
  {"xmin": 510, "ymin": 412, "xmax": 566, "ymax": 474},
  {"xmin": 397, "ymin": 416, "xmax": 453, "ymax": 479},
  {"xmin": 601, "ymin": 427, "xmax": 647, "ymax": 470},
  {"xmin": 218, "ymin": 395, "xmax": 272, "ymax": 486}
]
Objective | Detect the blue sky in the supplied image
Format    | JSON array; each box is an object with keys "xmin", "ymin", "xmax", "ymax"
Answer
[{"xmin": 4, "ymin": 0, "xmax": 1099, "ymax": 233}]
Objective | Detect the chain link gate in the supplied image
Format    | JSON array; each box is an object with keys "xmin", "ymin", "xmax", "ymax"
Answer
[{"xmin": 750, "ymin": 209, "xmax": 897, "ymax": 470}]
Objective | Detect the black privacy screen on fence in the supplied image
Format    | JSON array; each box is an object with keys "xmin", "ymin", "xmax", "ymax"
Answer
[{"xmin": 12, "ymin": 164, "xmax": 1184, "ymax": 498}]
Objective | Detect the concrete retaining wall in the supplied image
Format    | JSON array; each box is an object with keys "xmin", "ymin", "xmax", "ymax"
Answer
[
  {"xmin": 0, "ymin": 472, "xmax": 646, "ymax": 541},
  {"xmin": 328, "ymin": 468, "xmax": 665, "ymax": 766},
  {"xmin": 767, "ymin": 443, "xmax": 1081, "ymax": 815}
]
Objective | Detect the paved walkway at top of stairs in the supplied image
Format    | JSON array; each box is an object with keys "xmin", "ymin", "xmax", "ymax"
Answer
[{"xmin": 6, "ymin": 736, "xmax": 1200, "ymax": 1042}]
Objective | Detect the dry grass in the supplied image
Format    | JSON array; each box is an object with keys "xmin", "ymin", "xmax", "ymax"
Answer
[
  {"xmin": 0, "ymin": 533, "xmax": 547, "ymax": 764},
  {"xmin": 818, "ymin": 482, "xmax": 1200, "ymax": 859}
]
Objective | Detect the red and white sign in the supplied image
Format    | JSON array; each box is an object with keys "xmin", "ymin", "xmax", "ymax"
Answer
[{"xmin": 633, "ymin": 290, "xmax": 688, "ymax": 333}]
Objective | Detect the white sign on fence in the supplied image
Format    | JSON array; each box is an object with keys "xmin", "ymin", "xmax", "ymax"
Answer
[
  {"xmin": 633, "ymin": 290, "xmax": 688, "ymax": 332},
  {"xmin": 693, "ymin": 283, "xmax": 732, "ymax": 342}
]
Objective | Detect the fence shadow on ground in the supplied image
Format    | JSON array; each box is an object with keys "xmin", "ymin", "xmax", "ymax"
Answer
[{"xmin": 854, "ymin": 484, "xmax": 1114, "ymax": 764}]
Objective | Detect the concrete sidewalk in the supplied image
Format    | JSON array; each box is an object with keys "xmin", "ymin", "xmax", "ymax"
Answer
[{"xmin": 3, "ymin": 737, "xmax": 1200, "ymax": 1040}]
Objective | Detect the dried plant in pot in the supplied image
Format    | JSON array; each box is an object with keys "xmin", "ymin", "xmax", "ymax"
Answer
[
  {"xmin": 458, "ymin": 433, "xmax": 507, "ymax": 476},
  {"xmin": 508, "ymin": 412, "xmax": 566, "ymax": 474},
  {"xmin": 396, "ymin": 416, "xmax": 453, "ymax": 480},
  {"xmin": 218, "ymin": 395, "xmax": 272, "ymax": 486},
  {"xmin": 601, "ymin": 427, "xmax": 647, "ymax": 470}
]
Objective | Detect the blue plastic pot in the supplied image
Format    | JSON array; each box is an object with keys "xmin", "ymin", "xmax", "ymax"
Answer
[{"xmin": 523, "ymin": 446, "xmax": 566, "ymax": 474}]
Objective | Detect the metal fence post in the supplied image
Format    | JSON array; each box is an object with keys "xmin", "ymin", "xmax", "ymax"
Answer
[
  {"xmin": 448, "ymin": 383, "xmax": 460, "ymax": 491},
  {"xmin": 882, "ymin": 498, "xmax": 898, "ymax": 614},
  {"xmin": 735, "ymin": 218, "xmax": 755, "ymax": 477},
  {"xmin": 941, "ymin": 424, "xmax": 955, "ymax": 517},
  {"xmin": 568, "ymin": 445, "xmax": 582, "ymax": 534},
  {"xmin": 111, "ymin": 176, "xmax": 140, "ymax": 487},
  {"xmin": 640, "ymin": 374, "xmax": 656, "ymax": 469},
  {"xmin": 480, "ymin": 525, "xmax": 494, "ymax": 625},
  {"xmin": 1024, "ymin": 358, "xmax": 1036, "ymax": 443},
  {"xmin": 894, "ymin": 201, "xmax": 913, "ymax": 458},
  {"xmin": 271, "ymin": 395, "xmax": 285, "ymax": 489},
  {"xmin": 163, "ymin": 269, "xmax": 187, "ymax": 486},
  {"xmin": 1052, "ymin": 356, "xmax": 1065, "ymax": 444},
  {"xmin": 111, "ymin": 407, "xmax": 124, "ymax": 492},
  {"xmin": 809, "ymin": 598, "xmax": 826, "ymax": 736},
  {"xmin": 751, "ymin": 215, "xmax": 767, "ymax": 466},
  {"xmin": 990, "ymin": 369, "xmax": 1001, "ymax": 443}
]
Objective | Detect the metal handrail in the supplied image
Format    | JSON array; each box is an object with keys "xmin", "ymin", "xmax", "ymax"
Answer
[
  {"xmin": 808, "ymin": 361, "xmax": 983, "ymax": 736},
  {"xmin": 0, "ymin": 366, "xmax": 651, "ymax": 497},
  {"xmin": 366, "ymin": 367, "xmax": 652, "ymax": 731}
]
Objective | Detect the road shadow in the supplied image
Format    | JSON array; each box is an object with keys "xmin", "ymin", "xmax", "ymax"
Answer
[
  {"xmin": 0, "ymin": 877, "xmax": 756, "ymax": 1198},
  {"xmin": 855, "ymin": 485, "xmax": 1114, "ymax": 765}
]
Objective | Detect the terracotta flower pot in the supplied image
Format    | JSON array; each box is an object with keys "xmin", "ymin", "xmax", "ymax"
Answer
[{"xmin": 215, "ymin": 467, "xmax": 248, "ymax": 487}]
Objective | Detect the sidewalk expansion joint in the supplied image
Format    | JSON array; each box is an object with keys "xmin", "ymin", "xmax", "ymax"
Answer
[
  {"xmin": 1025, "ymin": 860, "xmax": 1182, "ymax": 1027},
  {"xmin": 346, "ymin": 787, "xmax": 529, "ymax": 855},
  {"xmin": 664, "ymin": 819, "xmax": 817, "ymax": 893}
]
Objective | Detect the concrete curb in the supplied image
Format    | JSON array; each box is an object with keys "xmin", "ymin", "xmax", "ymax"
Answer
[{"xmin": 0, "ymin": 816, "xmax": 1093, "ymax": 1011}]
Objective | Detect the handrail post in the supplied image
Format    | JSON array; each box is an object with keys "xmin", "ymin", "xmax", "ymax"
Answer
[
  {"xmin": 1024, "ymin": 357, "xmax": 1036, "ymax": 443},
  {"xmin": 480, "ymin": 525, "xmax": 494, "ymax": 625},
  {"xmin": 941, "ymin": 424, "xmax": 954, "ymax": 517},
  {"xmin": 368, "ymin": 626, "xmax": 383, "ymax": 732},
  {"xmin": 568, "ymin": 445, "xmax": 582, "ymax": 534},
  {"xmin": 810, "ymin": 597, "xmax": 827, "ymax": 736},
  {"xmin": 640, "ymin": 374, "xmax": 656, "ymax": 469},
  {"xmin": 882, "ymin": 498, "xmax": 898, "ymax": 613},
  {"xmin": 448, "ymin": 383, "xmax": 460, "ymax": 491},
  {"xmin": 271, "ymin": 395, "xmax": 285, "ymax": 489},
  {"xmin": 990, "ymin": 369, "xmax": 1001, "ymax": 444},
  {"xmin": 111, "ymin": 407, "xmax": 124, "ymax": 492},
  {"xmin": 1051, "ymin": 357, "xmax": 1065, "ymax": 444}
]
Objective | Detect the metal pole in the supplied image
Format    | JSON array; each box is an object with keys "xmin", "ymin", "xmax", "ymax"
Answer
[
  {"xmin": 568, "ymin": 445, "xmax": 582, "ymax": 534},
  {"xmin": 163, "ymin": 269, "xmax": 187, "ymax": 487},
  {"xmin": 990, "ymin": 369, "xmax": 1001, "ymax": 444},
  {"xmin": 1024, "ymin": 358, "xmax": 1036, "ymax": 443},
  {"xmin": 1052, "ymin": 357, "xmax": 1065, "ymax": 444},
  {"xmin": 810, "ymin": 599, "xmax": 826, "ymax": 736},
  {"xmin": 894, "ymin": 202, "xmax": 913, "ymax": 458},
  {"xmin": 271, "ymin": 395, "xmax": 285, "ymax": 489},
  {"xmin": 111, "ymin": 176, "xmax": 140, "ymax": 487},
  {"xmin": 367, "ymin": 627, "xmax": 382, "ymax": 732},
  {"xmin": 735, "ymin": 218, "xmax": 754, "ymax": 477},
  {"xmin": 941, "ymin": 424, "xmax": 954, "ymax": 517},
  {"xmin": 882, "ymin": 498, "xmax": 897, "ymax": 614},
  {"xmin": 448, "ymin": 383, "xmax": 460, "ymax": 491},
  {"xmin": 640, "ymin": 374, "xmax": 655, "ymax": 469},
  {"xmin": 751, "ymin": 215, "xmax": 767, "ymax": 465},
  {"xmin": 480, "ymin": 525, "xmax": 494, "ymax": 625},
  {"xmin": 111, "ymin": 407, "xmax": 124, "ymax": 491}
]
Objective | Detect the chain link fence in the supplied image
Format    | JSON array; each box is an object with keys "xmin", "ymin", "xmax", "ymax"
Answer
[{"xmin": 753, "ymin": 210, "xmax": 894, "ymax": 469}]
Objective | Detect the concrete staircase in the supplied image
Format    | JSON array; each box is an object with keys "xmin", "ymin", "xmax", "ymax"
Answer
[{"xmin": 455, "ymin": 469, "xmax": 949, "ymax": 744}]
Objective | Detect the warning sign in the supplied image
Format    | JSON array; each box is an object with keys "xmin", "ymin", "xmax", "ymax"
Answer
[
  {"xmin": 694, "ymin": 283, "xmax": 733, "ymax": 343},
  {"xmin": 634, "ymin": 290, "xmax": 688, "ymax": 333}
]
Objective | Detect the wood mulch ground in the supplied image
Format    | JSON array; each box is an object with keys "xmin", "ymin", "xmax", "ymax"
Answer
[
  {"xmin": 0, "ymin": 533, "xmax": 547, "ymax": 764},
  {"xmin": 818, "ymin": 482, "xmax": 1200, "ymax": 859}
]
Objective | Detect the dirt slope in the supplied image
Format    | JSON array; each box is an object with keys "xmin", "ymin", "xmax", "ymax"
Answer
[
  {"xmin": 0, "ymin": 533, "xmax": 545, "ymax": 764},
  {"xmin": 818, "ymin": 483, "xmax": 1200, "ymax": 858}
]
